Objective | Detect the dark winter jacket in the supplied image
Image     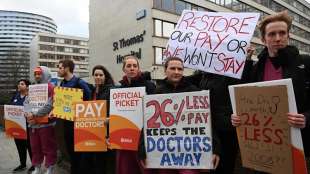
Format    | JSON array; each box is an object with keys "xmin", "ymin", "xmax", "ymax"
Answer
[
  {"xmin": 252, "ymin": 45, "xmax": 310, "ymax": 156},
  {"xmin": 185, "ymin": 60, "xmax": 253, "ymax": 132},
  {"xmin": 11, "ymin": 92, "xmax": 26, "ymax": 106},
  {"xmin": 119, "ymin": 72, "xmax": 155, "ymax": 95}
]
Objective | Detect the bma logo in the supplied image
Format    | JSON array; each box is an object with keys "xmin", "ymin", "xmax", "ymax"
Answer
[{"xmin": 113, "ymin": 30, "xmax": 146, "ymax": 51}]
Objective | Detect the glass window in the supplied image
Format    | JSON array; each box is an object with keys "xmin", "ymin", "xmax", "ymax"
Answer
[
  {"xmin": 185, "ymin": 3, "xmax": 191, "ymax": 10},
  {"xmin": 162, "ymin": 0, "xmax": 174, "ymax": 12},
  {"xmin": 153, "ymin": 0, "xmax": 161, "ymax": 8},
  {"xmin": 65, "ymin": 39, "xmax": 71, "ymax": 44},
  {"xmin": 176, "ymin": 0, "xmax": 186, "ymax": 15},
  {"xmin": 155, "ymin": 47, "xmax": 163, "ymax": 65},
  {"xmin": 163, "ymin": 22, "xmax": 175, "ymax": 38},
  {"xmin": 80, "ymin": 41, "xmax": 87, "ymax": 46},
  {"xmin": 56, "ymin": 38, "xmax": 64, "ymax": 44},
  {"xmin": 57, "ymin": 46, "xmax": 64, "ymax": 52},
  {"xmin": 65, "ymin": 47, "xmax": 73, "ymax": 53},
  {"xmin": 154, "ymin": 19, "xmax": 162, "ymax": 36}
]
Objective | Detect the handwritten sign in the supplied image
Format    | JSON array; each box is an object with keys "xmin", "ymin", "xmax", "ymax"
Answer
[
  {"xmin": 28, "ymin": 84, "xmax": 49, "ymax": 123},
  {"xmin": 229, "ymin": 79, "xmax": 308, "ymax": 174},
  {"xmin": 53, "ymin": 87, "xmax": 83, "ymax": 121},
  {"xmin": 74, "ymin": 100, "xmax": 107, "ymax": 152},
  {"xmin": 164, "ymin": 11, "xmax": 259, "ymax": 79},
  {"xmin": 4, "ymin": 105, "xmax": 27, "ymax": 139},
  {"xmin": 144, "ymin": 91, "xmax": 213, "ymax": 169},
  {"xmin": 28, "ymin": 84, "xmax": 48, "ymax": 113},
  {"xmin": 109, "ymin": 87, "xmax": 145, "ymax": 150}
]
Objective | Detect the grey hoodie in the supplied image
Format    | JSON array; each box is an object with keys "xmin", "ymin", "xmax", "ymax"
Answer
[{"xmin": 24, "ymin": 66, "xmax": 55, "ymax": 127}]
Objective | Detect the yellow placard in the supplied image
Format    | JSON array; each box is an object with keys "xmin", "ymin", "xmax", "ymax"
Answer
[{"xmin": 52, "ymin": 86, "xmax": 83, "ymax": 121}]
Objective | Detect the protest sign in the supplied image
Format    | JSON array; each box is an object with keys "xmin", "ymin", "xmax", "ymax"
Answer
[
  {"xmin": 4, "ymin": 105, "xmax": 27, "ymax": 139},
  {"xmin": 28, "ymin": 84, "xmax": 49, "ymax": 123},
  {"xmin": 163, "ymin": 11, "xmax": 259, "ymax": 79},
  {"xmin": 74, "ymin": 100, "xmax": 107, "ymax": 152},
  {"xmin": 53, "ymin": 87, "xmax": 83, "ymax": 121},
  {"xmin": 144, "ymin": 91, "xmax": 213, "ymax": 169},
  {"xmin": 229, "ymin": 79, "xmax": 307, "ymax": 174},
  {"xmin": 109, "ymin": 87, "xmax": 145, "ymax": 150}
]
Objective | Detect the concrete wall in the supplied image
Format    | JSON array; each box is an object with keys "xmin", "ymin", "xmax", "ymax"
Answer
[{"xmin": 89, "ymin": 0, "xmax": 153, "ymax": 83}]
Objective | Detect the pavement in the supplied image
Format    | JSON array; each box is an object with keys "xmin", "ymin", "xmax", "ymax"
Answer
[
  {"xmin": 0, "ymin": 126, "xmax": 309, "ymax": 174},
  {"xmin": 0, "ymin": 129, "xmax": 69, "ymax": 174}
]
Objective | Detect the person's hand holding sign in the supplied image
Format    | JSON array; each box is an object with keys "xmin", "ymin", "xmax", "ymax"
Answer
[
  {"xmin": 231, "ymin": 114, "xmax": 241, "ymax": 127},
  {"xmin": 231, "ymin": 113, "xmax": 306, "ymax": 129},
  {"xmin": 212, "ymin": 154, "xmax": 220, "ymax": 169},
  {"xmin": 287, "ymin": 113, "xmax": 306, "ymax": 128}
]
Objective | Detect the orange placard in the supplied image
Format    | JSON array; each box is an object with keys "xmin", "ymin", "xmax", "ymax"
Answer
[
  {"xmin": 74, "ymin": 100, "xmax": 107, "ymax": 152},
  {"xmin": 109, "ymin": 87, "xmax": 145, "ymax": 151},
  {"xmin": 4, "ymin": 105, "xmax": 27, "ymax": 139}
]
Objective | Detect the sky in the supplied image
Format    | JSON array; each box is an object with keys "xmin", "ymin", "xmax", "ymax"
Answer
[
  {"xmin": 1, "ymin": 0, "xmax": 89, "ymax": 38},
  {"xmin": 2, "ymin": 0, "xmax": 310, "ymax": 38}
]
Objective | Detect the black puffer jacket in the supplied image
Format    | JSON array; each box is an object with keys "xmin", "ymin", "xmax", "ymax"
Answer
[
  {"xmin": 252, "ymin": 45, "xmax": 310, "ymax": 156},
  {"xmin": 119, "ymin": 72, "xmax": 155, "ymax": 95},
  {"xmin": 185, "ymin": 60, "xmax": 253, "ymax": 132},
  {"xmin": 198, "ymin": 73, "xmax": 244, "ymax": 132},
  {"xmin": 92, "ymin": 84, "xmax": 114, "ymax": 101},
  {"xmin": 155, "ymin": 77, "xmax": 221, "ymax": 156},
  {"xmin": 155, "ymin": 77, "xmax": 200, "ymax": 94}
]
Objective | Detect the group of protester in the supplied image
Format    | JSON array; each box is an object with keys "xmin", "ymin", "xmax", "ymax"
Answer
[{"xmin": 9, "ymin": 10, "xmax": 309, "ymax": 174}]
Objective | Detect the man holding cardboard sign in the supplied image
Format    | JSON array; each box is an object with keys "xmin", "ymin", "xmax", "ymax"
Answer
[{"xmin": 231, "ymin": 11, "xmax": 310, "ymax": 173}]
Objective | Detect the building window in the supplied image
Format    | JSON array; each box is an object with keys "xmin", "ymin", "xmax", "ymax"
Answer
[
  {"xmin": 79, "ymin": 49, "xmax": 88, "ymax": 54},
  {"xmin": 163, "ymin": 22, "xmax": 175, "ymax": 37},
  {"xmin": 57, "ymin": 46, "xmax": 64, "ymax": 52},
  {"xmin": 154, "ymin": 19, "xmax": 162, "ymax": 36},
  {"xmin": 39, "ymin": 44, "xmax": 54, "ymax": 51},
  {"xmin": 163, "ymin": 0, "xmax": 174, "ymax": 12},
  {"xmin": 65, "ymin": 47, "xmax": 73, "ymax": 53},
  {"xmin": 154, "ymin": 47, "xmax": 165, "ymax": 65},
  {"xmin": 80, "ymin": 41, "xmax": 87, "ymax": 46},
  {"xmin": 175, "ymin": 0, "xmax": 186, "ymax": 14},
  {"xmin": 39, "ymin": 36, "xmax": 55, "ymax": 43},
  {"xmin": 154, "ymin": 19, "xmax": 176, "ymax": 38},
  {"xmin": 73, "ymin": 48, "xmax": 80, "ymax": 53},
  {"xmin": 65, "ymin": 39, "xmax": 72, "ymax": 44},
  {"xmin": 73, "ymin": 40, "xmax": 80, "ymax": 45},
  {"xmin": 153, "ymin": 0, "xmax": 208, "ymax": 14},
  {"xmin": 56, "ymin": 38, "xmax": 64, "ymax": 44},
  {"xmin": 154, "ymin": 0, "xmax": 161, "ymax": 9}
]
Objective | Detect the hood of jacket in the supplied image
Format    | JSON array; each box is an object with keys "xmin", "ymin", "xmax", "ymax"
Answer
[{"xmin": 34, "ymin": 66, "xmax": 51, "ymax": 84}]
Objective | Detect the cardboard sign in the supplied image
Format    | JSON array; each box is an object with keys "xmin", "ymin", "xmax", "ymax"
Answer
[
  {"xmin": 229, "ymin": 79, "xmax": 308, "ymax": 174},
  {"xmin": 74, "ymin": 100, "xmax": 107, "ymax": 152},
  {"xmin": 163, "ymin": 11, "xmax": 259, "ymax": 79},
  {"xmin": 144, "ymin": 91, "xmax": 213, "ymax": 169},
  {"xmin": 4, "ymin": 105, "xmax": 27, "ymax": 139},
  {"xmin": 109, "ymin": 87, "xmax": 146, "ymax": 150},
  {"xmin": 28, "ymin": 84, "xmax": 48, "ymax": 112},
  {"xmin": 53, "ymin": 87, "xmax": 83, "ymax": 121},
  {"xmin": 28, "ymin": 84, "xmax": 49, "ymax": 123}
]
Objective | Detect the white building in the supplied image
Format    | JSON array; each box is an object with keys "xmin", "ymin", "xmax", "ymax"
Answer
[
  {"xmin": 89, "ymin": 0, "xmax": 310, "ymax": 80},
  {"xmin": 30, "ymin": 33, "xmax": 89, "ymax": 81},
  {"xmin": 0, "ymin": 10, "xmax": 57, "ymax": 92}
]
